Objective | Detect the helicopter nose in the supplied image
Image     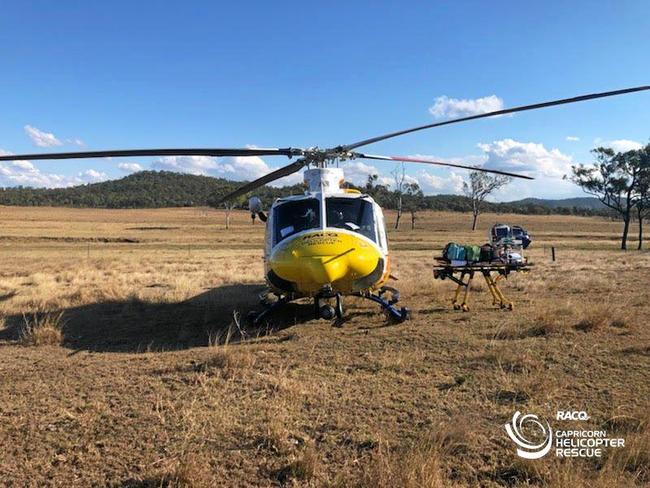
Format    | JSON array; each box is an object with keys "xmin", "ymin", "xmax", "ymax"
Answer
[
  {"xmin": 303, "ymin": 256, "xmax": 349, "ymax": 284},
  {"xmin": 268, "ymin": 231, "xmax": 383, "ymax": 293}
]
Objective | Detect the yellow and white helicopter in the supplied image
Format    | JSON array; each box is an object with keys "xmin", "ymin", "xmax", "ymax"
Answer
[{"xmin": 2, "ymin": 86, "xmax": 647, "ymax": 323}]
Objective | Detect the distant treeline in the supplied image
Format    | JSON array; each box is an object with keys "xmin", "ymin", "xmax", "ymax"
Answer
[
  {"xmin": 411, "ymin": 195, "xmax": 609, "ymax": 217},
  {"xmin": 0, "ymin": 170, "xmax": 611, "ymax": 217},
  {"xmin": 0, "ymin": 171, "xmax": 305, "ymax": 208}
]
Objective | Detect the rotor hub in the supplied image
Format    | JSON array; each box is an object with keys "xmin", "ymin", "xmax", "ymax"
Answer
[{"xmin": 302, "ymin": 147, "xmax": 356, "ymax": 167}]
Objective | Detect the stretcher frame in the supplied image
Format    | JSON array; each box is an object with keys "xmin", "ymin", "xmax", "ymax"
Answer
[{"xmin": 433, "ymin": 259, "xmax": 532, "ymax": 311}]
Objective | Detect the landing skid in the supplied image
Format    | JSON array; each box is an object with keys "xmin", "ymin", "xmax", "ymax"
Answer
[
  {"xmin": 248, "ymin": 291, "xmax": 292, "ymax": 326},
  {"xmin": 248, "ymin": 286, "xmax": 411, "ymax": 326},
  {"xmin": 354, "ymin": 286, "xmax": 411, "ymax": 323}
]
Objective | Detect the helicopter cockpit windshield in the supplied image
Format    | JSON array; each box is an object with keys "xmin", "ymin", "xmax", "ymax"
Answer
[
  {"xmin": 274, "ymin": 198, "xmax": 320, "ymax": 244},
  {"xmin": 326, "ymin": 197, "xmax": 376, "ymax": 242}
]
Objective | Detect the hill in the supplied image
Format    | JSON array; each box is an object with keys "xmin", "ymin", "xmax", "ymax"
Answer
[
  {"xmin": 0, "ymin": 171, "xmax": 304, "ymax": 208},
  {"xmin": 0, "ymin": 170, "xmax": 610, "ymax": 216},
  {"xmin": 508, "ymin": 196, "xmax": 605, "ymax": 210}
]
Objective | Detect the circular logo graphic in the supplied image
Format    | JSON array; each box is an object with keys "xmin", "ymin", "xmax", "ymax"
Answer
[{"xmin": 505, "ymin": 411, "xmax": 553, "ymax": 459}]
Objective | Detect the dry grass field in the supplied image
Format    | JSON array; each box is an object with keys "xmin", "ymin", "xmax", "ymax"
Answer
[{"xmin": 0, "ymin": 206, "xmax": 648, "ymax": 487}]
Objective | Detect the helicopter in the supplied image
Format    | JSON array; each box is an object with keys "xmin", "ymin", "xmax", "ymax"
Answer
[{"xmin": 1, "ymin": 85, "xmax": 648, "ymax": 324}]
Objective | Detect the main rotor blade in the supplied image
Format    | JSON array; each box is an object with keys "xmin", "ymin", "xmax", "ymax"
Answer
[
  {"xmin": 342, "ymin": 85, "xmax": 650, "ymax": 151},
  {"xmin": 0, "ymin": 147, "xmax": 302, "ymax": 161},
  {"xmin": 355, "ymin": 153, "xmax": 534, "ymax": 180},
  {"xmin": 215, "ymin": 159, "xmax": 308, "ymax": 204}
]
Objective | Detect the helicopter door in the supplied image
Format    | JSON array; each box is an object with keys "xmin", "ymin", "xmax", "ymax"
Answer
[{"xmin": 373, "ymin": 202, "xmax": 388, "ymax": 253}]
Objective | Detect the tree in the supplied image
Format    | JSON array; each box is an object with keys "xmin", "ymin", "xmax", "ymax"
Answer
[
  {"xmin": 462, "ymin": 171, "xmax": 512, "ymax": 230},
  {"xmin": 571, "ymin": 147, "xmax": 644, "ymax": 250},
  {"xmin": 207, "ymin": 186, "xmax": 245, "ymax": 229},
  {"xmin": 391, "ymin": 163, "xmax": 406, "ymax": 230},
  {"xmin": 402, "ymin": 182, "xmax": 425, "ymax": 229},
  {"xmin": 634, "ymin": 144, "xmax": 650, "ymax": 249},
  {"xmin": 362, "ymin": 174, "xmax": 392, "ymax": 207}
]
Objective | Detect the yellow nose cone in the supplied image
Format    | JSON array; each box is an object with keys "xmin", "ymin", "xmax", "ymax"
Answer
[
  {"xmin": 304, "ymin": 256, "xmax": 347, "ymax": 284},
  {"xmin": 269, "ymin": 231, "xmax": 383, "ymax": 294}
]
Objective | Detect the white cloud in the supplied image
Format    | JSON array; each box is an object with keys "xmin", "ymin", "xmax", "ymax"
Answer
[
  {"xmin": 566, "ymin": 136, "xmax": 580, "ymax": 142},
  {"xmin": 477, "ymin": 139, "xmax": 572, "ymax": 178},
  {"xmin": 468, "ymin": 139, "xmax": 580, "ymax": 200},
  {"xmin": 151, "ymin": 154, "xmax": 303, "ymax": 187},
  {"xmin": 118, "ymin": 162, "xmax": 144, "ymax": 173},
  {"xmin": 429, "ymin": 95, "xmax": 504, "ymax": 119},
  {"xmin": 152, "ymin": 155, "xmax": 218, "ymax": 175},
  {"xmin": 24, "ymin": 125, "xmax": 63, "ymax": 147},
  {"xmin": 0, "ymin": 149, "xmax": 108, "ymax": 187},
  {"xmin": 340, "ymin": 161, "xmax": 390, "ymax": 187},
  {"xmin": 416, "ymin": 170, "xmax": 465, "ymax": 194},
  {"xmin": 392, "ymin": 141, "xmax": 577, "ymax": 198},
  {"xmin": 66, "ymin": 138, "xmax": 85, "ymax": 147},
  {"xmin": 1, "ymin": 150, "xmax": 61, "ymax": 186},
  {"xmin": 152, "ymin": 154, "xmax": 270, "ymax": 180},
  {"xmin": 607, "ymin": 139, "xmax": 643, "ymax": 153},
  {"xmin": 219, "ymin": 156, "xmax": 275, "ymax": 181},
  {"xmin": 78, "ymin": 169, "xmax": 107, "ymax": 183},
  {"xmin": 402, "ymin": 174, "xmax": 420, "ymax": 186}
]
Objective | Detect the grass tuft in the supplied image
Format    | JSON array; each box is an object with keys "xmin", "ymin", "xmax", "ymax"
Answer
[
  {"xmin": 575, "ymin": 304, "xmax": 632, "ymax": 332},
  {"xmin": 275, "ymin": 445, "xmax": 320, "ymax": 484},
  {"xmin": 475, "ymin": 350, "xmax": 539, "ymax": 374},
  {"xmin": 156, "ymin": 455, "xmax": 212, "ymax": 488},
  {"xmin": 354, "ymin": 424, "xmax": 469, "ymax": 487},
  {"xmin": 20, "ymin": 311, "xmax": 64, "ymax": 346},
  {"xmin": 493, "ymin": 313, "xmax": 562, "ymax": 340},
  {"xmin": 191, "ymin": 349, "xmax": 256, "ymax": 379}
]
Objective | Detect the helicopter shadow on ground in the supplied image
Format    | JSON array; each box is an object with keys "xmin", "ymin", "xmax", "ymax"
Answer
[{"xmin": 0, "ymin": 284, "xmax": 319, "ymax": 353}]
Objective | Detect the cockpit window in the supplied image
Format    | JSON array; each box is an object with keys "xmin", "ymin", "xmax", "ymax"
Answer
[
  {"xmin": 273, "ymin": 198, "xmax": 320, "ymax": 244},
  {"xmin": 326, "ymin": 197, "xmax": 376, "ymax": 242}
]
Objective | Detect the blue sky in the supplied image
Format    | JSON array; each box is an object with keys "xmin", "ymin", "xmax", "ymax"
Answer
[{"xmin": 1, "ymin": 1, "xmax": 649, "ymax": 199}]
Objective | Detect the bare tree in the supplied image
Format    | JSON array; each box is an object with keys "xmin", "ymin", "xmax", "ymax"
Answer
[
  {"xmin": 391, "ymin": 163, "xmax": 406, "ymax": 230},
  {"xmin": 571, "ymin": 147, "xmax": 644, "ymax": 250},
  {"xmin": 462, "ymin": 171, "xmax": 512, "ymax": 230}
]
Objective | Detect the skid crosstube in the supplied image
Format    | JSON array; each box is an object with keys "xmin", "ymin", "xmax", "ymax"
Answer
[
  {"xmin": 249, "ymin": 286, "xmax": 411, "ymax": 325},
  {"xmin": 354, "ymin": 286, "xmax": 411, "ymax": 322}
]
